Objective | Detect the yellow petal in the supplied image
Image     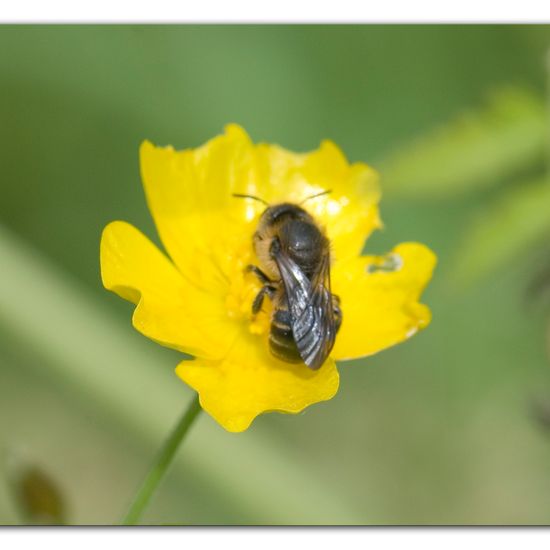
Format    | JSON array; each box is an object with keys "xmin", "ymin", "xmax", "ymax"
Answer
[
  {"xmin": 254, "ymin": 139, "xmax": 382, "ymax": 262},
  {"xmin": 139, "ymin": 125, "xmax": 381, "ymax": 294},
  {"xmin": 331, "ymin": 242, "xmax": 436, "ymax": 361},
  {"xmin": 139, "ymin": 126, "xmax": 259, "ymax": 293},
  {"xmin": 100, "ymin": 221, "xmax": 239, "ymax": 360},
  {"xmin": 176, "ymin": 331, "xmax": 340, "ymax": 432}
]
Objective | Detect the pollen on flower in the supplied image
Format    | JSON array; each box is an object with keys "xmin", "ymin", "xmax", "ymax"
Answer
[
  {"xmin": 249, "ymin": 318, "xmax": 268, "ymax": 335},
  {"xmin": 224, "ymin": 249, "xmax": 271, "ymax": 336}
]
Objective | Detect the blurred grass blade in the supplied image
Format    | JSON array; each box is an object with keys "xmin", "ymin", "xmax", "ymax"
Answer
[
  {"xmin": 450, "ymin": 178, "xmax": 550, "ymax": 287},
  {"xmin": 3, "ymin": 450, "xmax": 67, "ymax": 525},
  {"xmin": 0, "ymin": 224, "xmax": 363, "ymax": 524},
  {"xmin": 380, "ymin": 87, "xmax": 547, "ymax": 198}
]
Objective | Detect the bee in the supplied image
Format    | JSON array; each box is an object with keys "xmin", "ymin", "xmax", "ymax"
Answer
[{"xmin": 233, "ymin": 191, "xmax": 342, "ymax": 370}]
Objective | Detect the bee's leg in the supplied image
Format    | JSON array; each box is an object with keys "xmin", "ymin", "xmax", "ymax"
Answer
[
  {"xmin": 252, "ymin": 285, "xmax": 276, "ymax": 315},
  {"xmin": 332, "ymin": 294, "xmax": 342, "ymax": 332},
  {"xmin": 246, "ymin": 264, "xmax": 272, "ymax": 285}
]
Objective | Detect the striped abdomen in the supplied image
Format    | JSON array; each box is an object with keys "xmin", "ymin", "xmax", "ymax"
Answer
[
  {"xmin": 269, "ymin": 293, "xmax": 343, "ymax": 366},
  {"xmin": 269, "ymin": 303, "xmax": 303, "ymax": 363}
]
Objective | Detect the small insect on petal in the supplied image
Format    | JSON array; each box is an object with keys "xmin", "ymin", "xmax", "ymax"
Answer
[{"xmin": 366, "ymin": 253, "xmax": 404, "ymax": 274}]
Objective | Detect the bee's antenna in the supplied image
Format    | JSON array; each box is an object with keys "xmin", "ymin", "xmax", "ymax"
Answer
[
  {"xmin": 232, "ymin": 193, "xmax": 269, "ymax": 206},
  {"xmin": 300, "ymin": 189, "xmax": 332, "ymax": 205}
]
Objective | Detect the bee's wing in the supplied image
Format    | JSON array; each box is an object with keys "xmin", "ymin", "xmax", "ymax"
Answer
[{"xmin": 273, "ymin": 247, "xmax": 336, "ymax": 370}]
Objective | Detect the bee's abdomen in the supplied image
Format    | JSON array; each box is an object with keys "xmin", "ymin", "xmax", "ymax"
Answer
[{"xmin": 269, "ymin": 307, "xmax": 302, "ymax": 363}]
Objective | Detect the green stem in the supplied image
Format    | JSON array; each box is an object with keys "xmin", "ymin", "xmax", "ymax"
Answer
[{"xmin": 121, "ymin": 394, "xmax": 202, "ymax": 525}]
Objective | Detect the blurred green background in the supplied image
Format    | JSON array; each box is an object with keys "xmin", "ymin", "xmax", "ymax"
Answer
[{"xmin": 2, "ymin": 24, "xmax": 550, "ymax": 525}]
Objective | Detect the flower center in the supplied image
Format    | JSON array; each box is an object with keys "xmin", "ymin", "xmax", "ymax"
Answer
[{"xmin": 223, "ymin": 239, "xmax": 272, "ymax": 336}]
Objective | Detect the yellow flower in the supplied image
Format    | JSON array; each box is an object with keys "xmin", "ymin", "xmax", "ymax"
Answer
[{"xmin": 100, "ymin": 125, "xmax": 436, "ymax": 432}]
